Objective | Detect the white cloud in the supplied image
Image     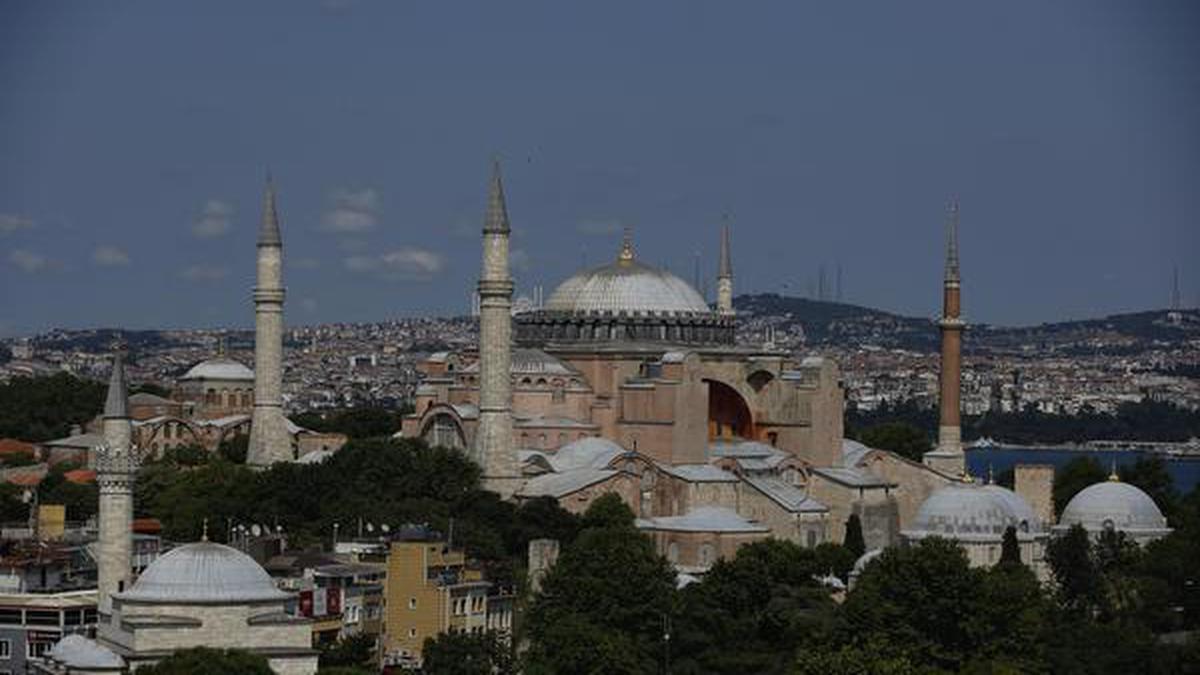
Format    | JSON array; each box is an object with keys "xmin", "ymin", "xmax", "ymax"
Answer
[
  {"xmin": 344, "ymin": 246, "xmax": 444, "ymax": 281},
  {"xmin": 92, "ymin": 245, "xmax": 130, "ymax": 267},
  {"xmin": 179, "ymin": 264, "xmax": 229, "ymax": 282},
  {"xmin": 576, "ymin": 219, "xmax": 624, "ymax": 236},
  {"xmin": 8, "ymin": 249, "xmax": 49, "ymax": 273},
  {"xmin": 321, "ymin": 188, "xmax": 380, "ymax": 233},
  {"xmin": 192, "ymin": 200, "xmax": 233, "ymax": 238},
  {"xmin": 0, "ymin": 214, "xmax": 34, "ymax": 235}
]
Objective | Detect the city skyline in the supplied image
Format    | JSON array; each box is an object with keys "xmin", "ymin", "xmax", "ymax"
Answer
[{"xmin": 2, "ymin": 1, "xmax": 1198, "ymax": 336}]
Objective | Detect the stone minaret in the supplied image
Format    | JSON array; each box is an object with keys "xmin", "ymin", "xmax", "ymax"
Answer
[
  {"xmin": 474, "ymin": 162, "xmax": 519, "ymax": 497},
  {"xmin": 247, "ymin": 177, "xmax": 291, "ymax": 467},
  {"xmin": 716, "ymin": 218, "xmax": 734, "ymax": 315},
  {"xmin": 924, "ymin": 200, "xmax": 966, "ymax": 476},
  {"xmin": 97, "ymin": 348, "xmax": 138, "ymax": 610}
]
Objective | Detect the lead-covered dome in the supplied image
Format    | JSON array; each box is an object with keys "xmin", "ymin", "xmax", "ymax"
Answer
[
  {"xmin": 181, "ymin": 357, "xmax": 254, "ymax": 381},
  {"xmin": 117, "ymin": 541, "xmax": 289, "ymax": 604},
  {"xmin": 1058, "ymin": 479, "xmax": 1171, "ymax": 537},
  {"xmin": 515, "ymin": 236, "xmax": 734, "ymax": 348},
  {"xmin": 906, "ymin": 482, "xmax": 1042, "ymax": 540},
  {"xmin": 545, "ymin": 257, "xmax": 710, "ymax": 315}
]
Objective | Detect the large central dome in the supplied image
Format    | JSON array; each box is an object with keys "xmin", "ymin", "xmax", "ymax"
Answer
[
  {"xmin": 515, "ymin": 235, "xmax": 735, "ymax": 348},
  {"xmin": 545, "ymin": 240, "xmax": 710, "ymax": 315}
]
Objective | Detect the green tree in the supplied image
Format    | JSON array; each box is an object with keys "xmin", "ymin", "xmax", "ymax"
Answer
[
  {"xmin": 965, "ymin": 562, "xmax": 1050, "ymax": 671},
  {"xmin": 843, "ymin": 514, "xmax": 866, "ymax": 559},
  {"xmin": 0, "ymin": 373, "xmax": 105, "ymax": 442},
  {"xmin": 998, "ymin": 525, "xmax": 1021, "ymax": 566},
  {"xmin": 673, "ymin": 539, "xmax": 837, "ymax": 674},
  {"xmin": 793, "ymin": 641, "xmax": 918, "ymax": 675},
  {"xmin": 136, "ymin": 647, "xmax": 273, "ymax": 674},
  {"xmin": 422, "ymin": 630, "xmax": 514, "ymax": 675},
  {"xmin": 317, "ymin": 633, "xmax": 375, "ymax": 670},
  {"xmin": 1046, "ymin": 524, "xmax": 1101, "ymax": 616},
  {"xmin": 218, "ymin": 434, "xmax": 249, "ymax": 463},
  {"xmin": 524, "ymin": 497, "xmax": 676, "ymax": 675},
  {"xmin": 38, "ymin": 461, "xmax": 98, "ymax": 521},
  {"xmin": 813, "ymin": 542, "xmax": 857, "ymax": 583},
  {"xmin": 841, "ymin": 538, "xmax": 981, "ymax": 671},
  {"xmin": 856, "ymin": 422, "xmax": 930, "ymax": 462}
]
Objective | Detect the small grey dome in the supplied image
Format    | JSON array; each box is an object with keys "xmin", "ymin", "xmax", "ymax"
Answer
[
  {"xmin": 118, "ymin": 541, "xmax": 289, "ymax": 604},
  {"xmin": 1059, "ymin": 479, "xmax": 1170, "ymax": 535},
  {"xmin": 908, "ymin": 482, "xmax": 1041, "ymax": 540},
  {"xmin": 181, "ymin": 357, "xmax": 254, "ymax": 381},
  {"xmin": 48, "ymin": 635, "xmax": 124, "ymax": 670},
  {"xmin": 549, "ymin": 437, "xmax": 626, "ymax": 471}
]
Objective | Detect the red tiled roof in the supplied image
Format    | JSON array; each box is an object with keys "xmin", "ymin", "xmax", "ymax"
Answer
[
  {"xmin": 0, "ymin": 438, "xmax": 36, "ymax": 455},
  {"xmin": 64, "ymin": 469, "xmax": 96, "ymax": 484},
  {"xmin": 132, "ymin": 518, "xmax": 163, "ymax": 534},
  {"xmin": 6, "ymin": 473, "xmax": 42, "ymax": 487}
]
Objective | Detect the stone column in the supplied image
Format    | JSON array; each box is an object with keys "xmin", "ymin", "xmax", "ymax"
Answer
[
  {"xmin": 96, "ymin": 444, "xmax": 138, "ymax": 611},
  {"xmin": 475, "ymin": 162, "xmax": 520, "ymax": 497},
  {"xmin": 248, "ymin": 178, "xmax": 292, "ymax": 467}
]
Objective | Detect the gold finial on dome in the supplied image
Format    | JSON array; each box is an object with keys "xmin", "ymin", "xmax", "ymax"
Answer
[
  {"xmin": 618, "ymin": 226, "xmax": 635, "ymax": 266},
  {"xmin": 1108, "ymin": 458, "xmax": 1120, "ymax": 482},
  {"xmin": 201, "ymin": 518, "xmax": 210, "ymax": 542}
]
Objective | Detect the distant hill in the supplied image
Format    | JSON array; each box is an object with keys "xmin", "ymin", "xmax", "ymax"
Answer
[{"xmin": 734, "ymin": 293, "xmax": 1200, "ymax": 353}]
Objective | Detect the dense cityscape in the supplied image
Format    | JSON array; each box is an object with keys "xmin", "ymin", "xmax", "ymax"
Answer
[{"xmin": 3, "ymin": 3, "xmax": 1199, "ymax": 675}]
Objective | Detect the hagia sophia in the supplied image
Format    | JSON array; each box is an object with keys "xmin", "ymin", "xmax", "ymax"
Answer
[{"xmin": 37, "ymin": 167, "xmax": 1174, "ymax": 672}]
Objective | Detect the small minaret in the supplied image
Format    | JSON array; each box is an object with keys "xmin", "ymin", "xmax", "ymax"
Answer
[
  {"xmin": 96, "ymin": 347, "xmax": 138, "ymax": 610},
  {"xmin": 474, "ymin": 161, "xmax": 519, "ymax": 497},
  {"xmin": 248, "ymin": 176, "xmax": 292, "ymax": 467},
  {"xmin": 717, "ymin": 217, "xmax": 734, "ymax": 315},
  {"xmin": 924, "ymin": 200, "xmax": 966, "ymax": 475}
]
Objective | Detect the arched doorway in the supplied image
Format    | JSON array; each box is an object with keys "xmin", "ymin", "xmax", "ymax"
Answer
[{"xmin": 705, "ymin": 379, "xmax": 753, "ymax": 440}]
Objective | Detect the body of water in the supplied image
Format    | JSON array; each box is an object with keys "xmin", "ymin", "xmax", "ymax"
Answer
[{"xmin": 966, "ymin": 446, "xmax": 1200, "ymax": 495}]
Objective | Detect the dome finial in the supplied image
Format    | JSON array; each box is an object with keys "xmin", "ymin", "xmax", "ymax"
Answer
[
  {"xmin": 1108, "ymin": 458, "xmax": 1120, "ymax": 482},
  {"xmin": 216, "ymin": 334, "xmax": 226, "ymax": 358},
  {"xmin": 201, "ymin": 518, "xmax": 210, "ymax": 542},
  {"xmin": 618, "ymin": 226, "xmax": 634, "ymax": 265},
  {"xmin": 987, "ymin": 463, "xmax": 995, "ymax": 485}
]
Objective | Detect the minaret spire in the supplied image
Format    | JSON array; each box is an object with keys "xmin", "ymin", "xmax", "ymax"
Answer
[
  {"xmin": 945, "ymin": 198, "xmax": 960, "ymax": 283},
  {"xmin": 475, "ymin": 160, "xmax": 519, "ymax": 497},
  {"xmin": 248, "ymin": 174, "xmax": 291, "ymax": 467},
  {"xmin": 717, "ymin": 215, "xmax": 734, "ymax": 315},
  {"xmin": 104, "ymin": 346, "xmax": 129, "ymax": 420},
  {"xmin": 259, "ymin": 173, "xmax": 282, "ymax": 247},
  {"xmin": 924, "ymin": 199, "xmax": 966, "ymax": 476}
]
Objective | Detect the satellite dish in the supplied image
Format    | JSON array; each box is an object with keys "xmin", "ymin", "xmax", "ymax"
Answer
[
  {"xmin": 366, "ymin": 523, "xmax": 375, "ymax": 533},
  {"xmin": 251, "ymin": 524, "xmax": 262, "ymax": 537},
  {"xmin": 276, "ymin": 525, "xmax": 284, "ymax": 533},
  {"xmin": 381, "ymin": 524, "xmax": 391, "ymax": 533}
]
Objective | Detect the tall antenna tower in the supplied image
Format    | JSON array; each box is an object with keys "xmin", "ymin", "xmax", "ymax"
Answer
[{"xmin": 1172, "ymin": 266, "xmax": 1181, "ymax": 311}]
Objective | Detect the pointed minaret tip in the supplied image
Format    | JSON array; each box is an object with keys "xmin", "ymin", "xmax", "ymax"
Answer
[
  {"xmin": 258, "ymin": 173, "xmax": 282, "ymax": 247},
  {"xmin": 718, "ymin": 215, "xmax": 732, "ymax": 279},
  {"xmin": 944, "ymin": 198, "xmax": 960, "ymax": 283},
  {"xmin": 484, "ymin": 160, "xmax": 511, "ymax": 234},
  {"xmin": 104, "ymin": 347, "xmax": 129, "ymax": 419}
]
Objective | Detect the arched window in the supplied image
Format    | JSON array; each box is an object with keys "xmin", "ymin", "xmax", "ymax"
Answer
[
  {"xmin": 205, "ymin": 389, "xmax": 217, "ymax": 405},
  {"xmin": 422, "ymin": 414, "xmax": 465, "ymax": 451},
  {"xmin": 667, "ymin": 542, "xmax": 679, "ymax": 563},
  {"xmin": 698, "ymin": 543, "xmax": 714, "ymax": 568}
]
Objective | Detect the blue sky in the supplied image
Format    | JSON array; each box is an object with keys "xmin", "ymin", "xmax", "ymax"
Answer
[{"xmin": 1, "ymin": 1, "xmax": 1197, "ymax": 335}]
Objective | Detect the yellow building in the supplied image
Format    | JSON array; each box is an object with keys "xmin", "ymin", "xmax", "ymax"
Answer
[{"xmin": 381, "ymin": 533, "xmax": 513, "ymax": 668}]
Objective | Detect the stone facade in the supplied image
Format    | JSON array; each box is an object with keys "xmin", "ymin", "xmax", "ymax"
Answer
[{"xmin": 1014, "ymin": 464, "xmax": 1055, "ymax": 530}]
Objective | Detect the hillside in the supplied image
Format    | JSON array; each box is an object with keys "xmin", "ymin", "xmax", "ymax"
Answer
[{"xmin": 734, "ymin": 293, "xmax": 1200, "ymax": 353}]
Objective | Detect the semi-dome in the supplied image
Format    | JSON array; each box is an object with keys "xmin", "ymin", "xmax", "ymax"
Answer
[
  {"xmin": 47, "ymin": 635, "xmax": 124, "ymax": 670},
  {"xmin": 907, "ymin": 482, "xmax": 1041, "ymax": 540},
  {"xmin": 545, "ymin": 239, "xmax": 710, "ymax": 316},
  {"xmin": 1058, "ymin": 478, "xmax": 1171, "ymax": 536},
  {"xmin": 181, "ymin": 357, "xmax": 254, "ymax": 381},
  {"xmin": 117, "ymin": 541, "xmax": 289, "ymax": 604}
]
